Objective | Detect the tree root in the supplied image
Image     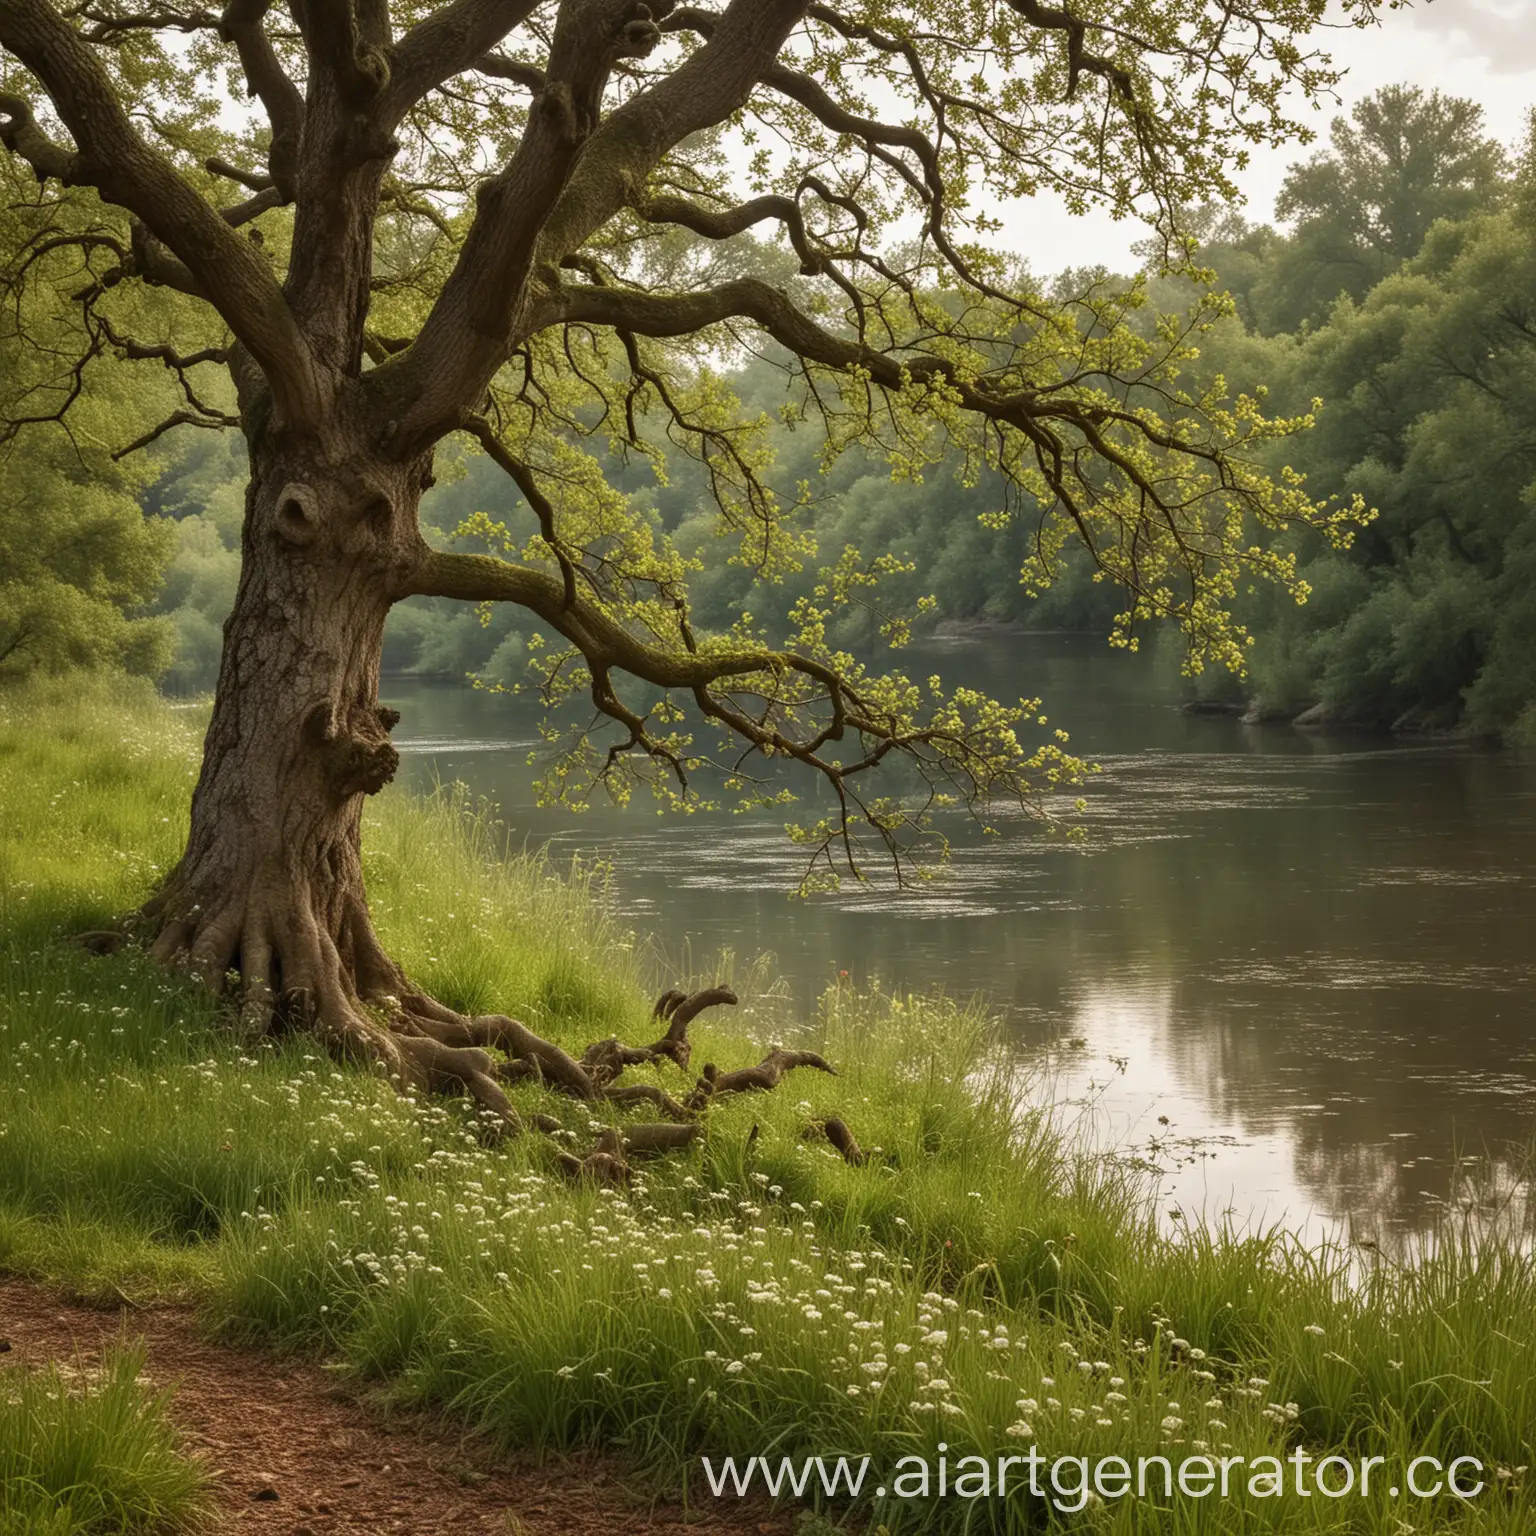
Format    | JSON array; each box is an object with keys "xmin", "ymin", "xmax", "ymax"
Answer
[
  {"xmin": 602, "ymin": 1083, "xmax": 695, "ymax": 1121},
  {"xmin": 803, "ymin": 1116, "xmax": 867, "ymax": 1166},
  {"xmin": 554, "ymin": 1122, "xmax": 704, "ymax": 1184},
  {"xmin": 88, "ymin": 900, "xmax": 847, "ymax": 1181},
  {"xmin": 686, "ymin": 1048, "xmax": 837, "ymax": 1111},
  {"xmin": 390, "ymin": 1033, "xmax": 523, "ymax": 1137},
  {"xmin": 70, "ymin": 930, "xmax": 127, "ymax": 956},
  {"xmin": 579, "ymin": 985, "xmax": 736, "ymax": 1084}
]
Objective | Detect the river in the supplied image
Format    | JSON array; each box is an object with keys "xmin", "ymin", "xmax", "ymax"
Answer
[{"xmin": 382, "ymin": 633, "xmax": 1536, "ymax": 1250}]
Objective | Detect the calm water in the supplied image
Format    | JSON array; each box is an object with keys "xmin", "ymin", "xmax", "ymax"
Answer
[{"xmin": 382, "ymin": 635, "xmax": 1536, "ymax": 1247}]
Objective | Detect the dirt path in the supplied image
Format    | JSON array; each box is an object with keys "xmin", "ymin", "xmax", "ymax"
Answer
[{"xmin": 0, "ymin": 1279, "xmax": 791, "ymax": 1536}]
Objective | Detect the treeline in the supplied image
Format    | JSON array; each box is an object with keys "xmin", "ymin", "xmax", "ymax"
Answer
[
  {"xmin": 6, "ymin": 87, "xmax": 1534, "ymax": 742},
  {"xmin": 1164, "ymin": 88, "xmax": 1536, "ymax": 740}
]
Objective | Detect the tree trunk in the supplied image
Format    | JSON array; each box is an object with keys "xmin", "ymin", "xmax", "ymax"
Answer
[
  {"xmin": 142, "ymin": 427, "xmax": 425, "ymax": 1069},
  {"xmin": 130, "ymin": 421, "xmax": 782, "ymax": 1144}
]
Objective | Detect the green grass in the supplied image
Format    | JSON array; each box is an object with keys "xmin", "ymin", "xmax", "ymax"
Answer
[
  {"xmin": 1, "ymin": 673, "xmax": 1534, "ymax": 1533},
  {"xmin": 0, "ymin": 1345, "xmax": 209, "ymax": 1535}
]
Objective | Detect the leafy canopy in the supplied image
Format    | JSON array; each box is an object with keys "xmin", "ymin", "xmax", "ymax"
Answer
[{"xmin": 1, "ymin": 0, "xmax": 1390, "ymax": 883}]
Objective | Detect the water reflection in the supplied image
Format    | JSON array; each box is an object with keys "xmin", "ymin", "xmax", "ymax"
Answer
[{"xmin": 382, "ymin": 634, "xmax": 1536, "ymax": 1247}]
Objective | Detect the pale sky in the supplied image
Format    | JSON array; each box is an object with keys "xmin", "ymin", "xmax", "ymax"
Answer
[{"xmin": 994, "ymin": 0, "xmax": 1536, "ymax": 273}]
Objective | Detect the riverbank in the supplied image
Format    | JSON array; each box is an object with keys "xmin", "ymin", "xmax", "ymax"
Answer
[{"xmin": 2, "ymin": 675, "xmax": 1533, "ymax": 1533}]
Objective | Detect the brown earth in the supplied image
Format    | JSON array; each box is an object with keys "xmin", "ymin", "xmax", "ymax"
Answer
[{"xmin": 0, "ymin": 1279, "xmax": 794, "ymax": 1536}]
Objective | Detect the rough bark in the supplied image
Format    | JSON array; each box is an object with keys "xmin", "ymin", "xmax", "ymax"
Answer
[
  {"xmin": 138, "ymin": 412, "xmax": 430, "ymax": 1078},
  {"xmin": 131, "ymin": 519, "xmax": 813, "ymax": 1156}
]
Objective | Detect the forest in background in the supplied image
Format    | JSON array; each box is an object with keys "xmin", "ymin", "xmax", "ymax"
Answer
[{"xmin": 7, "ymin": 84, "xmax": 1536, "ymax": 743}]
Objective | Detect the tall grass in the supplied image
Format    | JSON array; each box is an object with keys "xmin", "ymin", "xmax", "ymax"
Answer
[
  {"xmin": 0, "ymin": 1346, "xmax": 209, "ymax": 1535},
  {"xmin": 1, "ymin": 674, "xmax": 1533, "ymax": 1531}
]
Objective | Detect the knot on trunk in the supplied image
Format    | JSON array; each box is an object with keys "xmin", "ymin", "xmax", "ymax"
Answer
[
  {"xmin": 306, "ymin": 700, "xmax": 400, "ymax": 799},
  {"xmin": 617, "ymin": 4, "xmax": 663, "ymax": 57}
]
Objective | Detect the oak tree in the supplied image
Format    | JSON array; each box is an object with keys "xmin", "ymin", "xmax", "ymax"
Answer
[{"xmin": 1, "ymin": 0, "xmax": 1373, "ymax": 1130}]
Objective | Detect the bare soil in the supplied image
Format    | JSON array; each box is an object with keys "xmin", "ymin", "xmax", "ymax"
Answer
[{"xmin": 0, "ymin": 1278, "xmax": 793, "ymax": 1536}]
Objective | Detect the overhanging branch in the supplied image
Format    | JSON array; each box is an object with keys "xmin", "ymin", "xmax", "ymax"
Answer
[
  {"xmin": 379, "ymin": 0, "xmax": 544, "ymax": 129},
  {"xmin": 409, "ymin": 543, "xmax": 1039, "ymax": 886},
  {"xmin": 0, "ymin": 0, "xmax": 326, "ymax": 423}
]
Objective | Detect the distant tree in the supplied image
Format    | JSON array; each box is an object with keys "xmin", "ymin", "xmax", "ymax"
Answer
[
  {"xmin": 1240, "ymin": 118, "xmax": 1536, "ymax": 734},
  {"xmin": 0, "ymin": 179, "xmax": 173, "ymax": 676},
  {"xmin": 2, "ymin": 0, "xmax": 1370, "ymax": 1116},
  {"xmin": 1259, "ymin": 86, "xmax": 1507, "ymax": 333},
  {"xmin": 0, "ymin": 425, "xmax": 173, "ymax": 676}
]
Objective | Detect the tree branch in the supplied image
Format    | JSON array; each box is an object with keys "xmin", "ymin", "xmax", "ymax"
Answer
[
  {"xmin": 217, "ymin": 0, "xmax": 305, "ymax": 194},
  {"xmin": 112, "ymin": 407, "xmax": 239, "ymax": 458},
  {"xmin": 379, "ymin": 0, "xmax": 543, "ymax": 129},
  {"xmin": 76, "ymin": 7, "xmax": 221, "ymax": 42},
  {"xmin": 534, "ymin": 0, "xmax": 807, "ymax": 268},
  {"xmin": 471, "ymin": 52, "xmax": 546, "ymax": 92},
  {"xmin": 1002, "ymin": 0, "xmax": 1135, "ymax": 101},
  {"xmin": 0, "ymin": 90, "xmax": 80, "ymax": 180},
  {"xmin": 409, "ymin": 546, "xmax": 772, "ymax": 686},
  {"xmin": 373, "ymin": 0, "xmax": 808, "ymax": 452},
  {"xmin": 0, "ymin": 0, "xmax": 326, "ymax": 423},
  {"xmin": 460, "ymin": 414, "xmax": 581, "ymax": 610}
]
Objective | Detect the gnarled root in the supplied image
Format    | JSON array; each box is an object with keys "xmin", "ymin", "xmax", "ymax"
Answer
[
  {"xmin": 687, "ymin": 1049, "xmax": 837, "ymax": 1111},
  {"xmin": 579, "ymin": 985, "xmax": 737, "ymax": 1085},
  {"xmin": 803, "ymin": 1116, "xmax": 867, "ymax": 1166},
  {"xmin": 555, "ymin": 1122, "xmax": 703, "ymax": 1184},
  {"xmin": 118, "ymin": 878, "xmax": 848, "ymax": 1178},
  {"xmin": 602, "ymin": 1083, "xmax": 695, "ymax": 1121},
  {"xmin": 389, "ymin": 1031, "xmax": 523, "ymax": 1137}
]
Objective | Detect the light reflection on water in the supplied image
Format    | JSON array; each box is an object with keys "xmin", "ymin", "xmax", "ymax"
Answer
[{"xmin": 382, "ymin": 634, "xmax": 1536, "ymax": 1249}]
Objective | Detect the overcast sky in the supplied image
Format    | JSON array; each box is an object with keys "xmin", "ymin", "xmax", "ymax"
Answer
[{"xmin": 994, "ymin": 0, "xmax": 1536, "ymax": 273}]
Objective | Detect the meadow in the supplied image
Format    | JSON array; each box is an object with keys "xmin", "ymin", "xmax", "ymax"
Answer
[{"xmin": 1, "ymin": 676, "xmax": 1532, "ymax": 1534}]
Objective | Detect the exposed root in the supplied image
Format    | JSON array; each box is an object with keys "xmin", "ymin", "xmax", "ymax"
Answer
[
  {"xmin": 392, "ymin": 1033, "xmax": 522, "ymax": 1137},
  {"xmin": 554, "ymin": 1122, "xmax": 703, "ymax": 1184},
  {"xmin": 623, "ymin": 1122, "xmax": 701, "ymax": 1155},
  {"xmin": 579, "ymin": 985, "xmax": 737, "ymax": 1085},
  {"xmin": 111, "ymin": 879, "xmax": 849, "ymax": 1180},
  {"xmin": 803, "ymin": 1116, "xmax": 867, "ymax": 1166},
  {"xmin": 648, "ymin": 985, "xmax": 737, "ymax": 1070},
  {"xmin": 556, "ymin": 1128, "xmax": 631, "ymax": 1185},
  {"xmin": 687, "ymin": 1049, "xmax": 837, "ymax": 1111},
  {"xmin": 602, "ymin": 1083, "xmax": 694, "ymax": 1121},
  {"xmin": 70, "ymin": 930, "xmax": 127, "ymax": 956},
  {"xmin": 398, "ymin": 1004, "xmax": 601, "ymax": 1099}
]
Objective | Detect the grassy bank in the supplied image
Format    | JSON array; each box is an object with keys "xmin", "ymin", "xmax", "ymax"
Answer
[{"xmin": 1, "ymin": 675, "xmax": 1533, "ymax": 1533}]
